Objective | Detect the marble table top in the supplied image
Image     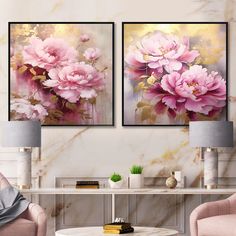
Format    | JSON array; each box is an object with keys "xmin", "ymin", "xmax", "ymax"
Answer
[{"xmin": 55, "ymin": 226, "xmax": 178, "ymax": 236}]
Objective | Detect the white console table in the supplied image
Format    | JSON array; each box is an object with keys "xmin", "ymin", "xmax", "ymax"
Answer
[
  {"xmin": 20, "ymin": 188, "xmax": 236, "ymax": 195},
  {"xmin": 20, "ymin": 188, "xmax": 236, "ymax": 221}
]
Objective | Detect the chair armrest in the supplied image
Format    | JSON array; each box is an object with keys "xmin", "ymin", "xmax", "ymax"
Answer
[
  {"xmin": 0, "ymin": 172, "xmax": 11, "ymax": 189},
  {"xmin": 26, "ymin": 203, "xmax": 47, "ymax": 236},
  {"xmin": 228, "ymin": 194, "xmax": 236, "ymax": 214},
  {"xmin": 190, "ymin": 199, "xmax": 230, "ymax": 236}
]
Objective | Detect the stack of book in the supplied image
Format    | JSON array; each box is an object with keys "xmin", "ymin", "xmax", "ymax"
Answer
[
  {"xmin": 76, "ymin": 181, "xmax": 99, "ymax": 189},
  {"xmin": 103, "ymin": 222, "xmax": 134, "ymax": 234}
]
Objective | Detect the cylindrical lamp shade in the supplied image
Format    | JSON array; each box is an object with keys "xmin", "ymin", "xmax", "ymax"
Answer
[
  {"xmin": 189, "ymin": 121, "xmax": 234, "ymax": 148},
  {"xmin": 1, "ymin": 121, "xmax": 41, "ymax": 147}
]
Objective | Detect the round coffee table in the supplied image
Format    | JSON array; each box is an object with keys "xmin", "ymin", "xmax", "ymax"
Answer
[{"xmin": 55, "ymin": 226, "xmax": 178, "ymax": 236}]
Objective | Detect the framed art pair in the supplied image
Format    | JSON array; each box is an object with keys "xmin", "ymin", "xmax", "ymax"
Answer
[{"xmin": 9, "ymin": 22, "xmax": 228, "ymax": 126}]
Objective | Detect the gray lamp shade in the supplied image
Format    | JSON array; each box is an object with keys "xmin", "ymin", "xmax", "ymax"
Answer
[
  {"xmin": 189, "ymin": 121, "xmax": 234, "ymax": 148},
  {"xmin": 1, "ymin": 121, "xmax": 41, "ymax": 147}
]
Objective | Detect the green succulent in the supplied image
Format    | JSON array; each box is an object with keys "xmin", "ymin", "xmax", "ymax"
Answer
[
  {"xmin": 110, "ymin": 173, "xmax": 122, "ymax": 182},
  {"xmin": 130, "ymin": 165, "xmax": 143, "ymax": 174}
]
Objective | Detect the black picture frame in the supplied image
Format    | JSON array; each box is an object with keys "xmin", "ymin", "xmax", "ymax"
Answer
[
  {"xmin": 122, "ymin": 22, "xmax": 228, "ymax": 127},
  {"xmin": 8, "ymin": 22, "xmax": 115, "ymax": 127}
]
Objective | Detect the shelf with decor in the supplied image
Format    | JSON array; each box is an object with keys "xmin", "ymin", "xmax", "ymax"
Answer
[
  {"xmin": 19, "ymin": 176, "xmax": 236, "ymax": 223},
  {"xmin": 20, "ymin": 187, "xmax": 236, "ymax": 195}
]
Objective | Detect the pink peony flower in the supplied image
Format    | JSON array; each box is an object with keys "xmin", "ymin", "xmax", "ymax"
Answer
[
  {"xmin": 11, "ymin": 98, "xmax": 48, "ymax": 122},
  {"xmin": 80, "ymin": 34, "xmax": 90, "ymax": 42},
  {"xmin": 145, "ymin": 65, "xmax": 226, "ymax": 117},
  {"xmin": 43, "ymin": 63, "xmax": 105, "ymax": 103},
  {"xmin": 23, "ymin": 37, "xmax": 77, "ymax": 71},
  {"xmin": 83, "ymin": 48, "xmax": 101, "ymax": 61},
  {"xmin": 125, "ymin": 31, "xmax": 199, "ymax": 79}
]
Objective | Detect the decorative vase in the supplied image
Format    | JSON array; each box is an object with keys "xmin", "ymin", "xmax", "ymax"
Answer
[
  {"xmin": 108, "ymin": 179, "xmax": 124, "ymax": 189},
  {"xmin": 174, "ymin": 171, "xmax": 183, "ymax": 188},
  {"xmin": 129, "ymin": 174, "xmax": 144, "ymax": 189},
  {"xmin": 166, "ymin": 172, "xmax": 177, "ymax": 189}
]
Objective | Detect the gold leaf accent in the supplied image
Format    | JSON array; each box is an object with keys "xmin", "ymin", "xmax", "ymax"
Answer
[
  {"xmin": 49, "ymin": 109, "xmax": 63, "ymax": 118},
  {"xmin": 137, "ymin": 101, "xmax": 150, "ymax": 108},
  {"xmin": 18, "ymin": 65, "xmax": 28, "ymax": 74},
  {"xmin": 65, "ymin": 102, "xmax": 77, "ymax": 110},
  {"xmin": 150, "ymin": 114, "xmax": 156, "ymax": 123},
  {"xmin": 11, "ymin": 93, "xmax": 21, "ymax": 99},
  {"xmin": 147, "ymin": 75, "xmax": 157, "ymax": 85},
  {"xmin": 134, "ymin": 82, "xmax": 145, "ymax": 93},
  {"xmin": 32, "ymin": 75, "xmax": 46, "ymax": 81},
  {"xmin": 28, "ymin": 98, "xmax": 40, "ymax": 105},
  {"xmin": 44, "ymin": 117, "xmax": 58, "ymax": 125},
  {"xmin": 29, "ymin": 68, "xmax": 37, "ymax": 75},
  {"xmin": 88, "ymin": 97, "xmax": 96, "ymax": 105},
  {"xmin": 50, "ymin": 95, "xmax": 58, "ymax": 103},
  {"xmin": 84, "ymin": 115, "xmax": 92, "ymax": 119},
  {"xmin": 77, "ymin": 109, "xmax": 87, "ymax": 114},
  {"xmin": 141, "ymin": 106, "xmax": 152, "ymax": 121}
]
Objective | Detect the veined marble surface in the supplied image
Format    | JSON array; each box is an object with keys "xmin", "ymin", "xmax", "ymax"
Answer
[{"xmin": 0, "ymin": 0, "xmax": 236, "ymax": 235}]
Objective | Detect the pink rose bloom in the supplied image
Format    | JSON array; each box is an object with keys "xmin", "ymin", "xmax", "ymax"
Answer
[
  {"xmin": 11, "ymin": 98, "xmax": 48, "ymax": 122},
  {"xmin": 23, "ymin": 37, "xmax": 77, "ymax": 71},
  {"xmin": 43, "ymin": 63, "xmax": 105, "ymax": 103},
  {"xmin": 145, "ymin": 65, "xmax": 226, "ymax": 117},
  {"xmin": 125, "ymin": 31, "xmax": 199, "ymax": 78},
  {"xmin": 83, "ymin": 48, "xmax": 101, "ymax": 61},
  {"xmin": 80, "ymin": 34, "xmax": 90, "ymax": 42}
]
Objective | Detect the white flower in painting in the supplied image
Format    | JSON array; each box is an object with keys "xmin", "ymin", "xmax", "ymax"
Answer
[
  {"xmin": 11, "ymin": 98, "xmax": 48, "ymax": 122},
  {"xmin": 83, "ymin": 48, "xmax": 101, "ymax": 61}
]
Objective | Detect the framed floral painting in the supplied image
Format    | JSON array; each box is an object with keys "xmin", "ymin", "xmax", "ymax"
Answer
[
  {"xmin": 122, "ymin": 22, "xmax": 228, "ymax": 126},
  {"xmin": 9, "ymin": 22, "xmax": 114, "ymax": 126}
]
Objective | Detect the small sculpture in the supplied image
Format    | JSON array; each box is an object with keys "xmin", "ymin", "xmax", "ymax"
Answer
[
  {"xmin": 166, "ymin": 172, "xmax": 177, "ymax": 189},
  {"xmin": 114, "ymin": 217, "xmax": 125, "ymax": 223}
]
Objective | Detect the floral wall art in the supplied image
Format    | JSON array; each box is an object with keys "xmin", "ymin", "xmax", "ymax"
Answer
[
  {"xmin": 122, "ymin": 22, "xmax": 228, "ymax": 126},
  {"xmin": 9, "ymin": 22, "xmax": 114, "ymax": 126}
]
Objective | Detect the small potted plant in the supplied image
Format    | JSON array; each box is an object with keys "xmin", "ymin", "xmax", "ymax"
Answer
[
  {"xmin": 129, "ymin": 165, "xmax": 144, "ymax": 189},
  {"xmin": 108, "ymin": 173, "xmax": 123, "ymax": 189}
]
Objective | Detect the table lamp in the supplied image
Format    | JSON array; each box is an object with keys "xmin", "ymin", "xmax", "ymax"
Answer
[
  {"xmin": 189, "ymin": 121, "xmax": 234, "ymax": 189},
  {"xmin": 1, "ymin": 121, "xmax": 41, "ymax": 189}
]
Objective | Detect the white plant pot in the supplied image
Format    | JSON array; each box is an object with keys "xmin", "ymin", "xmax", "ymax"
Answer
[
  {"xmin": 129, "ymin": 174, "xmax": 144, "ymax": 188},
  {"xmin": 108, "ymin": 179, "xmax": 124, "ymax": 189}
]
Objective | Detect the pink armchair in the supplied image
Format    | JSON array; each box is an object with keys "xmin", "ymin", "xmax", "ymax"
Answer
[
  {"xmin": 190, "ymin": 194, "xmax": 236, "ymax": 236},
  {"xmin": 0, "ymin": 173, "xmax": 47, "ymax": 236}
]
